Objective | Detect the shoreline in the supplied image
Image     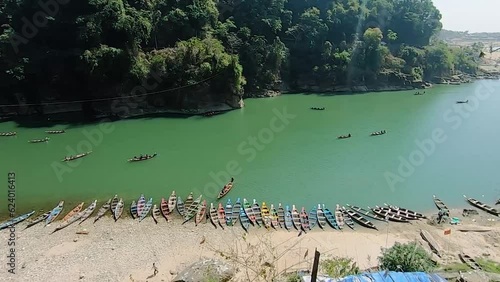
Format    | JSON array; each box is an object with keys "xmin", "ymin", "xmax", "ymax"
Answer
[{"xmin": 0, "ymin": 209, "xmax": 498, "ymax": 281}]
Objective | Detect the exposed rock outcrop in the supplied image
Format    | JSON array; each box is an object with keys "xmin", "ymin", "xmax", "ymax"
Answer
[{"xmin": 173, "ymin": 258, "xmax": 235, "ymax": 282}]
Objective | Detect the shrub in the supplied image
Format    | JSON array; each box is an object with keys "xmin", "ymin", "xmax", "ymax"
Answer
[{"xmin": 378, "ymin": 242, "xmax": 435, "ymax": 272}]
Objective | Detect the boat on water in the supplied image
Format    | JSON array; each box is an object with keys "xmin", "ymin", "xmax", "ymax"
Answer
[
  {"xmin": 375, "ymin": 206, "xmax": 419, "ymax": 220},
  {"xmin": 195, "ymin": 200, "xmax": 207, "ymax": 226},
  {"xmin": 433, "ymin": 195, "xmax": 450, "ymax": 214},
  {"xmin": 0, "ymin": 131, "xmax": 17, "ymax": 137},
  {"xmin": 284, "ymin": 206, "xmax": 293, "ymax": 230},
  {"xmin": 459, "ymin": 253, "xmax": 482, "ymax": 270},
  {"xmin": 160, "ymin": 198, "xmax": 169, "ymax": 221},
  {"xmin": 347, "ymin": 204, "xmax": 387, "ymax": 221},
  {"xmin": 62, "ymin": 151, "xmax": 92, "ymax": 162},
  {"xmin": 277, "ymin": 203, "xmax": 285, "ymax": 227},
  {"xmin": 128, "ymin": 153, "xmax": 157, "ymax": 162},
  {"xmin": 261, "ymin": 202, "xmax": 271, "ymax": 229},
  {"xmin": 384, "ymin": 203, "xmax": 426, "ymax": 219},
  {"xmin": 28, "ymin": 137, "xmax": 49, "ymax": 143},
  {"xmin": 46, "ymin": 201, "xmax": 64, "ymax": 226},
  {"xmin": 93, "ymin": 199, "xmax": 111, "ymax": 223},
  {"xmin": 300, "ymin": 207, "xmax": 310, "ymax": 231},
  {"xmin": 252, "ymin": 199, "xmax": 262, "ymax": 226},
  {"xmin": 291, "ymin": 205, "xmax": 301, "ymax": 230},
  {"xmin": 131, "ymin": 200, "xmax": 138, "ymax": 219},
  {"xmin": 334, "ymin": 205, "xmax": 345, "ymax": 229},
  {"xmin": 308, "ymin": 207, "xmax": 318, "ymax": 230},
  {"xmin": 456, "ymin": 100, "xmax": 469, "ymax": 104},
  {"xmin": 217, "ymin": 178, "xmax": 234, "ymax": 199},
  {"xmin": 152, "ymin": 205, "xmax": 161, "ymax": 224},
  {"xmin": 316, "ymin": 204, "xmax": 327, "ymax": 229},
  {"xmin": 310, "ymin": 107, "xmax": 325, "ymax": 110},
  {"xmin": 239, "ymin": 207, "xmax": 250, "ymax": 232},
  {"xmin": 243, "ymin": 199, "xmax": 256, "ymax": 225},
  {"xmin": 184, "ymin": 193, "xmax": 194, "ymax": 213},
  {"xmin": 0, "ymin": 211, "xmax": 35, "ymax": 230},
  {"xmin": 225, "ymin": 199, "xmax": 233, "ymax": 226},
  {"xmin": 176, "ymin": 196, "xmax": 185, "ymax": 216},
  {"xmin": 25, "ymin": 212, "xmax": 50, "ymax": 229},
  {"xmin": 167, "ymin": 191, "xmax": 177, "ymax": 214},
  {"xmin": 62, "ymin": 202, "xmax": 84, "ymax": 222},
  {"xmin": 209, "ymin": 203, "xmax": 218, "ymax": 228},
  {"xmin": 45, "ymin": 130, "xmax": 65, "ymax": 134},
  {"xmin": 370, "ymin": 206, "xmax": 409, "ymax": 223},
  {"xmin": 340, "ymin": 207, "xmax": 355, "ymax": 229},
  {"xmin": 370, "ymin": 130, "xmax": 386, "ymax": 136},
  {"xmin": 114, "ymin": 199, "xmax": 124, "ymax": 221},
  {"xmin": 270, "ymin": 204, "xmax": 280, "ymax": 229},
  {"xmin": 79, "ymin": 200, "xmax": 98, "ymax": 224},
  {"xmin": 463, "ymin": 195, "xmax": 499, "ymax": 216},
  {"xmin": 337, "ymin": 134, "xmax": 352, "ymax": 139},
  {"xmin": 232, "ymin": 198, "xmax": 241, "ymax": 223},
  {"xmin": 183, "ymin": 195, "xmax": 202, "ymax": 223},
  {"xmin": 139, "ymin": 198, "xmax": 153, "ymax": 222},
  {"xmin": 343, "ymin": 208, "xmax": 377, "ymax": 230},
  {"xmin": 217, "ymin": 203, "xmax": 226, "ymax": 228},
  {"xmin": 323, "ymin": 206, "xmax": 339, "ymax": 230},
  {"xmin": 136, "ymin": 194, "xmax": 146, "ymax": 217}
]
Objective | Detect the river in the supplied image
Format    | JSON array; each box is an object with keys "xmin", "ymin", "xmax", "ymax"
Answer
[{"xmin": 1, "ymin": 80, "xmax": 500, "ymax": 217}]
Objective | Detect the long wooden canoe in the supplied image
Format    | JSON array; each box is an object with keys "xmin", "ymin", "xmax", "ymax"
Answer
[
  {"xmin": 160, "ymin": 198, "xmax": 169, "ymax": 221},
  {"xmin": 459, "ymin": 253, "xmax": 482, "ymax": 270},
  {"xmin": 46, "ymin": 201, "xmax": 64, "ymax": 226},
  {"xmin": 79, "ymin": 200, "xmax": 97, "ymax": 224},
  {"xmin": 334, "ymin": 204, "xmax": 345, "ymax": 229},
  {"xmin": 420, "ymin": 229, "xmax": 442, "ymax": 258},
  {"xmin": 128, "ymin": 153, "xmax": 157, "ymax": 162},
  {"xmin": 270, "ymin": 204, "xmax": 280, "ymax": 229},
  {"xmin": 0, "ymin": 131, "xmax": 16, "ymax": 136},
  {"xmin": 45, "ymin": 130, "xmax": 65, "ymax": 134},
  {"xmin": 225, "ymin": 199, "xmax": 233, "ymax": 226},
  {"xmin": 347, "ymin": 204, "xmax": 387, "ymax": 221},
  {"xmin": 316, "ymin": 204, "xmax": 327, "ymax": 229},
  {"xmin": 29, "ymin": 137, "xmax": 49, "ymax": 143},
  {"xmin": 252, "ymin": 199, "xmax": 262, "ymax": 226},
  {"xmin": 167, "ymin": 191, "xmax": 176, "ymax": 214},
  {"xmin": 291, "ymin": 205, "xmax": 301, "ymax": 230},
  {"xmin": 25, "ymin": 212, "xmax": 50, "ymax": 229},
  {"xmin": 284, "ymin": 206, "xmax": 293, "ymax": 230},
  {"xmin": 62, "ymin": 202, "xmax": 84, "ymax": 222},
  {"xmin": 433, "ymin": 195, "xmax": 450, "ymax": 214},
  {"xmin": 239, "ymin": 207, "xmax": 250, "ymax": 232},
  {"xmin": 130, "ymin": 200, "xmax": 138, "ymax": 219},
  {"xmin": 176, "ymin": 196, "xmax": 185, "ymax": 216},
  {"xmin": 375, "ymin": 206, "xmax": 419, "ymax": 220},
  {"xmin": 62, "ymin": 151, "xmax": 92, "ymax": 162},
  {"xmin": 195, "ymin": 200, "xmax": 207, "ymax": 226},
  {"xmin": 183, "ymin": 195, "xmax": 202, "ymax": 223},
  {"xmin": 209, "ymin": 203, "xmax": 218, "ymax": 228},
  {"xmin": 464, "ymin": 195, "xmax": 499, "ymax": 216},
  {"xmin": 370, "ymin": 206, "xmax": 409, "ymax": 223},
  {"xmin": 261, "ymin": 202, "xmax": 271, "ymax": 229},
  {"xmin": 184, "ymin": 193, "xmax": 194, "ymax": 213},
  {"xmin": 340, "ymin": 207, "xmax": 355, "ymax": 229},
  {"xmin": 217, "ymin": 178, "xmax": 234, "ymax": 199},
  {"xmin": 51, "ymin": 211, "xmax": 83, "ymax": 233},
  {"xmin": 384, "ymin": 203, "xmax": 426, "ymax": 219},
  {"xmin": 152, "ymin": 204, "xmax": 161, "ymax": 224},
  {"xmin": 217, "ymin": 203, "xmax": 226, "ymax": 228},
  {"xmin": 232, "ymin": 198, "xmax": 241, "ymax": 223},
  {"xmin": 300, "ymin": 207, "xmax": 310, "ymax": 231},
  {"xmin": 139, "ymin": 198, "xmax": 153, "ymax": 222},
  {"xmin": 243, "ymin": 198, "xmax": 256, "ymax": 225},
  {"xmin": 93, "ymin": 199, "xmax": 111, "ymax": 223},
  {"xmin": 277, "ymin": 203, "xmax": 285, "ymax": 228},
  {"xmin": 323, "ymin": 205, "xmax": 339, "ymax": 230},
  {"xmin": 344, "ymin": 207, "xmax": 377, "ymax": 230},
  {"xmin": 110, "ymin": 195, "xmax": 119, "ymax": 215},
  {"xmin": 114, "ymin": 199, "xmax": 124, "ymax": 221},
  {"xmin": 0, "ymin": 211, "xmax": 35, "ymax": 230},
  {"xmin": 308, "ymin": 207, "xmax": 318, "ymax": 230},
  {"xmin": 136, "ymin": 194, "xmax": 145, "ymax": 217}
]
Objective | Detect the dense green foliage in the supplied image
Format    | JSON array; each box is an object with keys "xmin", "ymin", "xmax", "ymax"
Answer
[
  {"xmin": 379, "ymin": 242, "xmax": 435, "ymax": 272},
  {"xmin": 0, "ymin": 0, "xmax": 482, "ymax": 111},
  {"xmin": 320, "ymin": 256, "xmax": 360, "ymax": 278}
]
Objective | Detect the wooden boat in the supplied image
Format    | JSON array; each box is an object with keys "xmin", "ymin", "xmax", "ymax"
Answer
[
  {"xmin": 93, "ymin": 199, "xmax": 111, "ymax": 223},
  {"xmin": 130, "ymin": 200, "xmax": 138, "ymax": 219},
  {"xmin": 79, "ymin": 200, "xmax": 97, "ymax": 224},
  {"xmin": 459, "ymin": 253, "xmax": 482, "ymax": 270},
  {"xmin": 217, "ymin": 178, "xmax": 234, "ymax": 199},
  {"xmin": 51, "ymin": 211, "xmax": 83, "ymax": 233},
  {"xmin": 370, "ymin": 130, "xmax": 386, "ymax": 136},
  {"xmin": 25, "ymin": 212, "xmax": 50, "ymax": 229},
  {"xmin": 0, "ymin": 131, "xmax": 17, "ymax": 137},
  {"xmin": 184, "ymin": 193, "xmax": 194, "ymax": 213},
  {"xmin": 347, "ymin": 204, "xmax": 387, "ymax": 221},
  {"xmin": 167, "ymin": 191, "xmax": 177, "ymax": 214},
  {"xmin": 203, "ymin": 111, "xmax": 224, "ymax": 117},
  {"xmin": 310, "ymin": 107, "xmax": 325, "ymax": 110},
  {"xmin": 261, "ymin": 202, "xmax": 271, "ymax": 229},
  {"xmin": 375, "ymin": 206, "xmax": 419, "ymax": 220},
  {"xmin": 176, "ymin": 196, "xmax": 185, "ymax": 216},
  {"xmin": 239, "ymin": 207, "xmax": 250, "ymax": 232},
  {"xmin": 128, "ymin": 153, "xmax": 157, "ymax": 162},
  {"xmin": 433, "ymin": 195, "xmax": 450, "ymax": 214},
  {"xmin": 252, "ymin": 199, "xmax": 262, "ymax": 226},
  {"xmin": 308, "ymin": 206, "xmax": 318, "ymax": 230},
  {"xmin": 270, "ymin": 204, "xmax": 280, "ymax": 229},
  {"xmin": 300, "ymin": 207, "xmax": 310, "ymax": 231},
  {"xmin": 29, "ymin": 137, "xmax": 49, "ymax": 143},
  {"xmin": 183, "ymin": 195, "xmax": 202, "ymax": 223},
  {"xmin": 334, "ymin": 205, "xmax": 345, "ymax": 229},
  {"xmin": 217, "ymin": 203, "xmax": 226, "ymax": 228},
  {"xmin": 337, "ymin": 134, "xmax": 352, "ymax": 139},
  {"xmin": 225, "ymin": 199, "xmax": 233, "ymax": 226},
  {"xmin": 152, "ymin": 204, "xmax": 161, "ymax": 224},
  {"xmin": 316, "ymin": 204, "xmax": 327, "ymax": 229},
  {"xmin": 139, "ymin": 198, "xmax": 153, "ymax": 222},
  {"xmin": 243, "ymin": 198, "xmax": 256, "ymax": 225},
  {"xmin": 340, "ymin": 207, "xmax": 355, "ymax": 229},
  {"xmin": 114, "ymin": 199, "xmax": 124, "ymax": 221},
  {"xmin": 291, "ymin": 205, "xmax": 301, "ymax": 230},
  {"xmin": 160, "ymin": 198, "xmax": 169, "ymax": 221},
  {"xmin": 110, "ymin": 195, "xmax": 119, "ymax": 214},
  {"xmin": 195, "ymin": 200, "xmax": 207, "ymax": 226},
  {"xmin": 232, "ymin": 198, "xmax": 241, "ymax": 223},
  {"xmin": 45, "ymin": 130, "xmax": 65, "ymax": 134},
  {"xmin": 284, "ymin": 206, "xmax": 293, "ymax": 230},
  {"xmin": 370, "ymin": 206, "xmax": 409, "ymax": 223},
  {"xmin": 61, "ymin": 151, "xmax": 92, "ymax": 162},
  {"xmin": 62, "ymin": 202, "xmax": 84, "ymax": 222},
  {"xmin": 420, "ymin": 229, "xmax": 442, "ymax": 258},
  {"xmin": 323, "ymin": 205, "xmax": 339, "ymax": 230},
  {"xmin": 456, "ymin": 100, "xmax": 469, "ymax": 104},
  {"xmin": 136, "ymin": 194, "xmax": 145, "ymax": 217},
  {"xmin": 209, "ymin": 203, "xmax": 218, "ymax": 228},
  {"xmin": 343, "ymin": 208, "xmax": 377, "ymax": 230},
  {"xmin": 277, "ymin": 203, "xmax": 285, "ymax": 227},
  {"xmin": 464, "ymin": 195, "xmax": 499, "ymax": 216},
  {"xmin": 384, "ymin": 203, "xmax": 426, "ymax": 219},
  {"xmin": 0, "ymin": 211, "xmax": 34, "ymax": 230}
]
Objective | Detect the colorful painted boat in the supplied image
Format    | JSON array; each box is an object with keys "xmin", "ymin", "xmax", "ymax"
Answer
[
  {"xmin": 464, "ymin": 195, "xmax": 499, "ymax": 216},
  {"xmin": 183, "ymin": 195, "xmax": 202, "ymax": 223},
  {"xmin": 46, "ymin": 201, "xmax": 64, "ymax": 226},
  {"xmin": 261, "ymin": 202, "xmax": 271, "ymax": 229},
  {"xmin": 167, "ymin": 191, "xmax": 176, "ymax": 214},
  {"xmin": 277, "ymin": 203, "xmax": 285, "ymax": 227},
  {"xmin": 136, "ymin": 194, "xmax": 145, "ymax": 217},
  {"xmin": 243, "ymin": 198, "xmax": 256, "ymax": 225},
  {"xmin": 79, "ymin": 200, "xmax": 97, "ymax": 224},
  {"xmin": 300, "ymin": 207, "xmax": 310, "ymax": 231},
  {"xmin": 270, "ymin": 204, "xmax": 280, "ymax": 229},
  {"xmin": 316, "ymin": 204, "xmax": 327, "ymax": 229},
  {"xmin": 217, "ymin": 177, "xmax": 234, "ymax": 199},
  {"xmin": 130, "ymin": 200, "xmax": 138, "ymax": 219},
  {"xmin": 291, "ymin": 205, "xmax": 301, "ymax": 230},
  {"xmin": 62, "ymin": 202, "xmax": 84, "ymax": 222},
  {"xmin": 346, "ymin": 204, "xmax": 387, "ymax": 221},
  {"xmin": 177, "ymin": 196, "xmax": 185, "ymax": 216},
  {"xmin": 334, "ymin": 205, "xmax": 345, "ymax": 229},
  {"xmin": 139, "ymin": 198, "xmax": 153, "ymax": 222},
  {"xmin": 29, "ymin": 137, "xmax": 49, "ymax": 143},
  {"xmin": 114, "ymin": 199, "xmax": 124, "ymax": 221},
  {"xmin": 343, "ymin": 207, "xmax": 377, "ymax": 230},
  {"xmin": 433, "ymin": 195, "xmax": 450, "ymax": 214},
  {"xmin": 152, "ymin": 204, "xmax": 161, "ymax": 224},
  {"xmin": 110, "ymin": 195, "xmax": 119, "ymax": 214},
  {"xmin": 284, "ymin": 206, "xmax": 293, "ymax": 230},
  {"xmin": 51, "ymin": 211, "xmax": 83, "ymax": 233},
  {"xmin": 308, "ymin": 206, "xmax": 318, "ymax": 230},
  {"xmin": 184, "ymin": 193, "xmax": 194, "ymax": 212},
  {"xmin": 0, "ymin": 211, "xmax": 35, "ymax": 230},
  {"xmin": 323, "ymin": 205, "xmax": 339, "ymax": 230},
  {"xmin": 93, "ymin": 199, "xmax": 111, "ymax": 223},
  {"xmin": 225, "ymin": 199, "xmax": 233, "ymax": 226},
  {"xmin": 61, "ymin": 151, "xmax": 92, "ymax": 162},
  {"xmin": 239, "ymin": 207, "xmax": 250, "ymax": 232},
  {"xmin": 252, "ymin": 199, "xmax": 262, "ymax": 226},
  {"xmin": 340, "ymin": 207, "xmax": 355, "ymax": 229},
  {"xmin": 195, "ymin": 200, "xmax": 207, "ymax": 226},
  {"xmin": 160, "ymin": 198, "xmax": 169, "ymax": 221},
  {"xmin": 232, "ymin": 198, "xmax": 241, "ymax": 223},
  {"xmin": 209, "ymin": 203, "xmax": 218, "ymax": 228},
  {"xmin": 217, "ymin": 202, "xmax": 226, "ymax": 228},
  {"xmin": 25, "ymin": 212, "xmax": 50, "ymax": 229}
]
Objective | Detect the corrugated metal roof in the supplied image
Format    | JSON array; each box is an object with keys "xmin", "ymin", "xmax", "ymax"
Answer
[{"xmin": 338, "ymin": 271, "xmax": 448, "ymax": 282}]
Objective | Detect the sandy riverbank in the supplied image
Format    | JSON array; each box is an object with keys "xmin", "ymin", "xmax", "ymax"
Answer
[{"xmin": 0, "ymin": 209, "xmax": 499, "ymax": 282}]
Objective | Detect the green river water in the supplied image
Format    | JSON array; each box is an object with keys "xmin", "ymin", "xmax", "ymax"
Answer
[{"xmin": 1, "ymin": 80, "xmax": 500, "ymax": 217}]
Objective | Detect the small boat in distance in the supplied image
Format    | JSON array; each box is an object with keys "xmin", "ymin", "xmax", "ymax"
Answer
[
  {"xmin": 337, "ymin": 134, "xmax": 352, "ymax": 139},
  {"xmin": 45, "ymin": 130, "xmax": 65, "ymax": 134},
  {"xmin": 62, "ymin": 151, "xmax": 92, "ymax": 162},
  {"xmin": 128, "ymin": 153, "xmax": 157, "ymax": 162},
  {"xmin": 459, "ymin": 253, "xmax": 482, "ymax": 270},
  {"xmin": 0, "ymin": 132, "xmax": 17, "ymax": 137},
  {"xmin": 464, "ymin": 195, "xmax": 499, "ymax": 216},
  {"xmin": 0, "ymin": 211, "xmax": 35, "ymax": 230},
  {"xmin": 456, "ymin": 100, "xmax": 469, "ymax": 104},
  {"xmin": 24, "ymin": 212, "xmax": 50, "ymax": 229},
  {"xmin": 433, "ymin": 195, "xmax": 450, "ymax": 214},
  {"xmin": 93, "ymin": 199, "xmax": 111, "ymax": 223},
  {"xmin": 310, "ymin": 107, "xmax": 325, "ymax": 110},
  {"xmin": 217, "ymin": 177, "xmax": 234, "ymax": 199},
  {"xmin": 370, "ymin": 130, "xmax": 386, "ymax": 136},
  {"xmin": 29, "ymin": 137, "xmax": 49, "ymax": 143}
]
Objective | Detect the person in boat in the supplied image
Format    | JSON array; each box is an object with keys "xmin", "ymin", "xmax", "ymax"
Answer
[{"xmin": 348, "ymin": 133, "xmax": 351, "ymax": 137}]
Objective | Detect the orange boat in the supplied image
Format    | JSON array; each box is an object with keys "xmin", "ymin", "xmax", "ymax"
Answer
[
  {"xmin": 217, "ymin": 177, "xmax": 234, "ymax": 199},
  {"xmin": 195, "ymin": 200, "xmax": 207, "ymax": 226},
  {"xmin": 62, "ymin": 202, "xmax": 84, "ymax": 222},
  {"xmin": 160, "ymin": 198, "xmax": 170, "ymax": 221}
]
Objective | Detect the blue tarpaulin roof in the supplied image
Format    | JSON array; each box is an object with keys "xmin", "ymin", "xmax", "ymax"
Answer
[{"xmin": 338, "ymin": 271, "xmax": 447, "ymax": 282}]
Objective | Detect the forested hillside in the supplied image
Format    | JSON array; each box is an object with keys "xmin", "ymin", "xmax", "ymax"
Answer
[{"xmin": 0, "ymin": 0, "xmax": 483, "ymax": 115}]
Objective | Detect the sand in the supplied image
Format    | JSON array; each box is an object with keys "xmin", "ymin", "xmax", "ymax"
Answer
[{"xmin": 0, "ymin": 209, "xmax": 499, "ymax": 282}]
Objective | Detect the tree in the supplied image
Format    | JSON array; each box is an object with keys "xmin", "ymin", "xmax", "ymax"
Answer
[
  {"xmin": 378, "ymin": 242, "xmax": 435, "ymax": 272},
  {"xmin": 320, "ymin": 257, "xmax": 360, "ymax": 278}
]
